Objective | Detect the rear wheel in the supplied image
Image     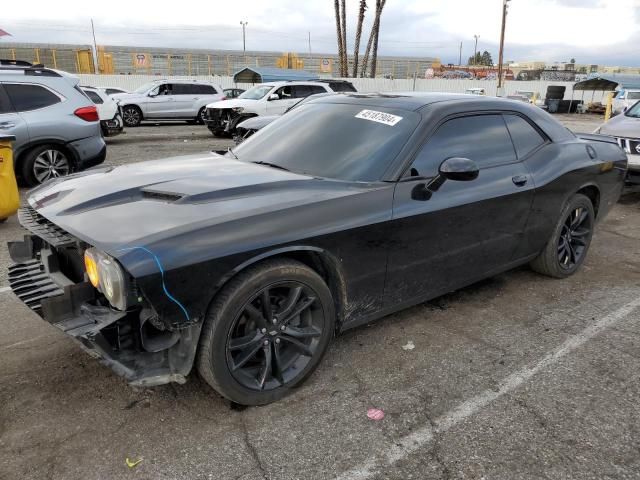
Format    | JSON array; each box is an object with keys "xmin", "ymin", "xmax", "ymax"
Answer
[
  {"xmin": 122, "ymin": 105, "xmax": 142, "ymax": 127},
  {"xmin": 21, "ymin": 145, "xmax": 71, "ymax": 186},
  {"xmin": 196, "ymin": 107, "xmax": 207, "ymax": 125},
  {"xmin": 197, "ymin": 259, "xmax": 335, "ymax": 405},
  {"xmin": 530, "ymin": 193, "xmax": 594, "ymax": 278}
]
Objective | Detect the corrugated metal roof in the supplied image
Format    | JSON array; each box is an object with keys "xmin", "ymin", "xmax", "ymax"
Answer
[
  {"xmin": 574, "ymin": 74, "xmax": 640, "ymax": 91},
  {"xmin": 233, "ymin": 67, "xmax": 320, "ymax": 83}
]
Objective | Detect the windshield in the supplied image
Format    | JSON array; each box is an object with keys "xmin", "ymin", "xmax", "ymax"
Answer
[
  {"xmin": 238, "ymin": 85, "xmax": 273, "ymax": 100},
  {"xmin": 133, "ymin": 82, "xmax": 158, "ymax": 94},
  {"xmin": 230, "ymin": 103, "xmax": 419, "ymax": 181},
  {"xmin": 625, "ymin": 100, "xmax": 640, "ymax": 118}
]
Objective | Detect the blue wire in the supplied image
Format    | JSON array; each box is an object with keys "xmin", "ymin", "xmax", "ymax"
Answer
[{"xmin": 117, "ymin": 246, "xmax": 190, "ymax": 322}]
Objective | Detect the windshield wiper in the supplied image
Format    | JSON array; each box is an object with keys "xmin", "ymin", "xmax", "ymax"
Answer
[
  {"xmin": 227, "ymin": 148, "xmax": 239, "ymax": 159},
  {"xmin": 251, "ymin": 161, "xmax": 290, "ymax": 172}
]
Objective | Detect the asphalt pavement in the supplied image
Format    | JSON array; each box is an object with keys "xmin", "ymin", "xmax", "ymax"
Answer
[{"xmin": 2, "ymin": 115, "xmax": 640, "ymax": 480}]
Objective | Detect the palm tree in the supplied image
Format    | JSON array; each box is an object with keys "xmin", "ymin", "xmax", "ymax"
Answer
[
  {"xmin": 340, "ymin": 0, "xmax": 348, "ymax": 77},
  {"xmin": 361, "ymin": 0, "xmax": 385, "ymax": 77},
  {"xmin": 334, "ymin": 0, "xmax": 345, "ymax": 77},
  {"xmin": 352, "ymin": 0, "xmax": 367, "ymax": 77}
]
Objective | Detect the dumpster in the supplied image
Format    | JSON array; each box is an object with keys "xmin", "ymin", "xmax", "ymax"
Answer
[{"xmin": 0, "ymin": 135, "xmax": 19, "ymax": 223}]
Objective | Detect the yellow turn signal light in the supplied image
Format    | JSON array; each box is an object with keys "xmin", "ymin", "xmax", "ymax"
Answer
[{"xmin": 84, "ymin": 249, "xmax": 100, "ymax": 288}]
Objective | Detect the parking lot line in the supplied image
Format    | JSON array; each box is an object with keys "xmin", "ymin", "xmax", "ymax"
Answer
[
  {"xmin": 335, "ymin": 295, "xmax": 640, "ymax": 480},
  {"xmin": 0, "ymin": 286, "xmax": 11, "ymax": 294}
]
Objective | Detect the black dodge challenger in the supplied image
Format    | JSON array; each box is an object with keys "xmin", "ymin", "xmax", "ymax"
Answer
[{"xmin": 8, "ymin": 93, "xmax": 627, "ymax": 405}]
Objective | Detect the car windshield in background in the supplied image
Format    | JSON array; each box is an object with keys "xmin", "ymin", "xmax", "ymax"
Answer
[
  {"xmin": 238, "ymin": 85, "xmax": 273, "ymax": 100},
  {"xmin": 625, "ymin": 101, "xmax": 640, "ymax": 118},
  {"xmin": 627, "ymin": 92, "xmax": 640, "ymax": 100},
  {"xmin": 231, "ymin": 103, "xmax": 419, "ymax": 181},
  {"xmin": 133, "ymin": 82, "xmax": 157, "ymax": 94}
]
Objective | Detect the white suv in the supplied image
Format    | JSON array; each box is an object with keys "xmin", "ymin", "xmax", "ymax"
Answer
[
  {"xmin": 204, "ymin": 80, "xmax": 356, "ymax": 136},
  {"xmin": 112, "ymin": 79, "xmax": 225, "ymax": 127}
]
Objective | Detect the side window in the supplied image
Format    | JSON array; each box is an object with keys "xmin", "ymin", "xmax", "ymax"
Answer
[
  {"xmin": 309, "ymin": 85, "xmax": 328, "ymax": 95},
  {"xmin": 274, "ymin": 86, "xmax": 293, "ymax": 100},
  {"xmin": 0, "ymin": 85, "xmax": 13, "ymax": 114},
  {"xmin": 171, "ymin": 84, "xmax": 193, "ymax": 95},
  {"xmin": 409, "ymin": 115, "xmax": 516, "ymax": 177},
  {"xmin": 503, "ymin": 114, "xmax": 546, "ymax": 159},
  {"xmin": 292, "ymin": 85, "xmax": 312, "ymax": 98},
  {"xmin": 157, "ymin": 84, "xmax": 172, "ymax": 95},
  {"xmin": 83, "ymin": 90, "xmax": 104, "ymax": 104},
  {"xmin": 4, "ymin": 84, "xmax": 61, "ymax": 112},
  {"xmin": 197, "ymin": 84, "xmax": 216, "ymax": 95},
  {"xmin": 329, "ymin": 82, "xmax": 356, "ymax": 92}
]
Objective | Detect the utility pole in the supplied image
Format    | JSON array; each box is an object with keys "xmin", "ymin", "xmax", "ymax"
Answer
[
  {"xmin": 240, "ymin": 21, "xmax": 248, "ymax": 60},
  {"xmin": 458, "ymin": 41, "xmax": 462, "ymax": 66},
  {"xmin": 497, "ymin": 0, "xmax": 510, "ymax": 95},
  {"xmin": 308, "ymin": 31, "xmax": 312, "ymax": 60},
  {"xmin": 90, "ymin": 19, "xmax": 99, "ymax": 73},
  {"xmin": 473, "ymin": 34, "xmax": 479, "ymax": 66}
]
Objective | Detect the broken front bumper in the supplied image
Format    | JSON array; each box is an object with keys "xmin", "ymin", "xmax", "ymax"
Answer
[{"xmin": 8, "ymin": 229, "xmax": 201, "ymax": 386}]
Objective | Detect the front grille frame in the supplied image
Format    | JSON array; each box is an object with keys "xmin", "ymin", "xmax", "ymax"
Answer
[{"xmin": 17, "ymin": 207, "xmax": 75, "ymax": 248}]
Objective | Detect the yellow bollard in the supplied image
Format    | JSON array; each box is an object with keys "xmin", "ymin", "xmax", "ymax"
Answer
[
  {"xmin": 604, "ymin": 91, "xmax": 615, "ymax": 122},
  {"xmin": 0, "ymin": 135, "xmax": 19, "ymax": 223}
]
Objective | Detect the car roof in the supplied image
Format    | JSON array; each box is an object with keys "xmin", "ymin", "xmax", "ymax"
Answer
[{"xmin": 145, "ymin": 78, "xmax": 218, "ymax": 84}]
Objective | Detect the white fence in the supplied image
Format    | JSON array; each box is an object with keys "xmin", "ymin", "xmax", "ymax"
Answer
[{"xmin": 78, "ymin": 74, "xmax": 605, "ymax": 102}]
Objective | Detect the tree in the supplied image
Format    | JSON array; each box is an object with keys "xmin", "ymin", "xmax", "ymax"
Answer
[
  {"xmin": 467, "ymin": 51, "xmax": 493, "ymax": 66},
  {"xmin": 340, "ymin": 0, "xmax": 348, "ymax": 76},
  {"xmin": 570, "ymin": 58, "xmax": 576, "ymax": 64},
  {"xmin": 334, "ymin": 0, "xmax": 346, "ymax": 77},
  {"xmin": 352, "ymin": 0, "xmax": 367, "ymax": 77},
  {"xmin": 361, "ymin": 0, "xmax": 386, "ymax": 77}
]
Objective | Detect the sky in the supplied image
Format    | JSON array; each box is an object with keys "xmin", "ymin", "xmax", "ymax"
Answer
[{"xmin": 1, "ymin": 0, "xmax": 639, "ymax": 66}]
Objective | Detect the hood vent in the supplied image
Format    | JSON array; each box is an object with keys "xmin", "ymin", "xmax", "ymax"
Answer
[{"xmin": 142, "ymin": 190, "xmax": 184, "ymax": 203}]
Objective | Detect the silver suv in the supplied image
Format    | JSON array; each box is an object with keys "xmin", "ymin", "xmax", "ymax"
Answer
[
  {"xmin": 112, "ymin": 79, "xmax": 225, "ymax": 127},
  {"xmin": 0, "ymin": 60, "xmax": 106, "ymax": 186}
]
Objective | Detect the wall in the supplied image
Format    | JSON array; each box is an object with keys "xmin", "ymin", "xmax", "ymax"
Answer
[{"xmin": 77, "ymin": 74, "xmax": 607, "ymax": 102}]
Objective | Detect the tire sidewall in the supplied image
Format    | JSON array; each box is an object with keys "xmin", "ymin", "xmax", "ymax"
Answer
[{"xmin": 200, "ymin": 261, "xmax": 335, "ymax": 405}]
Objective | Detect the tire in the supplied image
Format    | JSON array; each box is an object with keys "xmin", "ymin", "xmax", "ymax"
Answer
[
  {"xmin": 122, "ymin": 105, "xmax": 142, "ymax": 127},
  {"xmin": 530, "ymin": 193, "xmax": 595, "ymax": 278},
  {"xmin": 196, "ymin": 107, "xmax": 206, "ymax": 125},
  {"xmin": 0, "ymin": 217, "xmax": 7, "ymax": 223},
  {"xmin": 197, "ymin": 258, "xmax": 335, "ymax": 405},
  {"xmin": 21, "ymin": 145, "xmax": 71, "ymax": 186}
]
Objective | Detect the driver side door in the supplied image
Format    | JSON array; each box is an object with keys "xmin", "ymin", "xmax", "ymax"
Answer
[
  {"xmin": 384, "ymin": 113, "xmax": 535, "ymax": 306},
  {"xmin": 143, "ymin": 83, "xmax": 173, "ymax": 118},
  {"xmin": 265, "ymin": 86, "xmax": 299, "ymax": 114}
]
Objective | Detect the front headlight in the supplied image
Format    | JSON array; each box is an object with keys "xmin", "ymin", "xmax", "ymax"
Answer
[
  {"xmin": 84, "ymin": 248, "xmax": 128, "ymax": 311},
  {"xmin": 232, "ymin": 107, "xmax": 244, "ymax": 113}
]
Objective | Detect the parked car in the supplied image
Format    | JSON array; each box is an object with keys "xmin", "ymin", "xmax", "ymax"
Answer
[
  {"xmin": 0, "ymin": 61, "xmax": 105, "ymax": 186},
  {"xmin": 204, "ymin": 79, "xmax": 356, "ymax": 136},
  {"xmin": 98, "ymin": 87, "xmax": 129, "ymax": 96},
  {"xmin": 112, "ymin": 79, "xmax": 225, "ymax": 127},
  {"xmin": 234, "ymin": 92, "xmax": 337, "ymax": 144},
  {"xmin": 223, "ymin": 88, "xmax": 245, "ymax": 99},
  {"xmin": 81, "ymin": 86, "xmax": 124, "ymax": 137},
  {"xmin": 612, "ymin": 89, "xmax": 640, "ymax": 115},
  {"xmin": 8, "ymin": 94, "xmax": 626, "ymax": 405},
  {"xmin": 594, "ymin": 100, "xmax": 640, "ymax": 185}
]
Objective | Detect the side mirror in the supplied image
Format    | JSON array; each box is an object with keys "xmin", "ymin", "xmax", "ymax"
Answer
[
  {"xmin": 148, "ymin": 91, "xmax": 158, "ymax": 98},
  {"xmin": 410, "ymin": 157, "xmax": 479, "ymax": 201},
  {"xmin": 268, "ymin": 93, "xmax": 280, "ymax": 101},
  {"xmin": 438, "ymin": 157, "xmax": 479, "ymax": 182}
]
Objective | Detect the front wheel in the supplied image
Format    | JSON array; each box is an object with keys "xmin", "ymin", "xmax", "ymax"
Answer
[
  {"xmin": 530, "ymin": 193, "xmax": 595, "ymax": 278},
  {"xmin": 197, "ymin": 259, "xmax": 335, "ymax": 405},
  {"xmin": 122, "ymin": 105, "xmax": 142, "ymax": 127},
  {"xmin": 196, "ymin": 107, "xmax": 207, "ymax": 125},
  {"xmin": 21, "ymin": 145, "xmax": 71, "ymax": 186}
]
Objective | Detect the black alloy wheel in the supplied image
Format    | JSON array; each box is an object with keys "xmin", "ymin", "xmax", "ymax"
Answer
[
  {"xmin": 557, "ymin": 206, "xmax": 592, "ymax": 270},
  {"xmin": 197, "ymin": 259, "xmax": 335, "ymax": 405},
  {"xmin": 530, "ymin": 193, "xmax": 595, "ymax": 278},
  {"xmin": 227, "ymin": 282, "xmax": 324, "ymax": 391}
]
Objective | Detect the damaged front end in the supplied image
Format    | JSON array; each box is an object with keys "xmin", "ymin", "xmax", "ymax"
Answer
[{"xmin": 8, "ymin": 207, "xmax": 201, "ymax": 386}]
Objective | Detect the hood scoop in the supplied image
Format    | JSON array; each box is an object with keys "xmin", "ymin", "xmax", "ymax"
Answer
[{"xmin": 141, "ymin": 190, "xmax": 184, "ymax": 203}]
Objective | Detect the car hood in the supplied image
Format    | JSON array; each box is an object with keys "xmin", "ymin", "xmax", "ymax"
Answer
[
  {"xmin": 27, "ymin": 153, "xmax": 382, "ymax": 275},
  {"xmin": 598, "ymin": 114, "xmax": 640, "ymax": 138},
  {"xmin": 238, "ymin": 115, "xmax": 281, "ymax": 130},
  {"xmin": 206, "ymin": 98, "xmax": 257, "ymax": 109}
]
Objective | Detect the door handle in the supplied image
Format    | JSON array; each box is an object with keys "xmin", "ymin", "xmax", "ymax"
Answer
[
  {"xmin": 0, "ymin": 122, "xmax": 16, "ymax": 129},
  {"xmin": 512, "ymin": 175, "xmax": 528, "ymax": 187}
]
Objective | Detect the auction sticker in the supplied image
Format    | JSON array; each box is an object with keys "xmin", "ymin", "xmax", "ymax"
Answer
[{"xmin": 355, "ymin": 109, "xmax": 402, "ymax": 126}]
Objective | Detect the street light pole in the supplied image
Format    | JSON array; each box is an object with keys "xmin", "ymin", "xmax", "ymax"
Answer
[
  {"xmin": 473, "ymin": 34, "xmax": 480, "ymax": 66},
  {"xmin": 497, "ymin": 0, "xmax": 510, "ymax": 95},
  {"xmin": 240, "ymin": 21, "xmax": 248, "ymax": 59}
]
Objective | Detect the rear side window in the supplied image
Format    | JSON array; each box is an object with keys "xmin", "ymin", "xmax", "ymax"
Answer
[
  {"xmin": 196, "ymin": 84, "xmax": 217, "ymax": 95},
  {"xmin": 503, "ymin": 115, "xmax": 546, "ymax": 159},
  {"xmin": 0, "ymin": 85, "xmax": 14, "ymax": 114},
  {"xmin": 409, "ymin": 114, "xmax": 516, "ymax": 177},
  {"xmin": 329, "ymin": 81, "xmax": 357, "ymax": 92},
  {"xmin": 172, "ymin": 84, "xmax": 194, "ymax": 95},
  {"xmin": 83, "ymin": 90, "xmax": 104, "ymax": 104},
  {"xmin": 5, "ymin": 84, "xmax": 61, "ymax": 112}
]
